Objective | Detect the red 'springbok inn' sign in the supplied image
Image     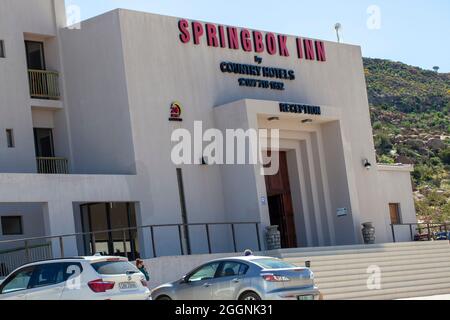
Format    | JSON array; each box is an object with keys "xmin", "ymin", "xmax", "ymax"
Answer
[{"xmin": 178, "ymin": 19, "xmax": 327, "ymax": 62}]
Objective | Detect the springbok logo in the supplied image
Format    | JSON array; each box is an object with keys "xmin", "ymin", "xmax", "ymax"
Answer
[{"xmin": 169, "ymin": 101, "xmax": 183, "ymax": 121}]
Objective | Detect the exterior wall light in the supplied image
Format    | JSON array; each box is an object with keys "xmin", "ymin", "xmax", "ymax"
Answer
[
  {"xmin": 363, "ymin": 159, "xmax": 372, "ymax": 170},
  {"xmin": 301, "ymin": 119, "xmax": 313, "ymax": 124}
]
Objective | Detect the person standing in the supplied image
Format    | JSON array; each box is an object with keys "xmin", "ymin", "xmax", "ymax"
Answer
[{"xmin": 136, "ymin": 259, "xmax": 150, "ymax": 282}]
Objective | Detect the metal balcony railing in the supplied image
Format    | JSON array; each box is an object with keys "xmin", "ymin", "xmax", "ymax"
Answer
[
  {"xmin": 36, "ymin": 157, "xmax": 69, "ymax": 174},
  {"xmin": 28, "ymin": 69, "xmax": 60, "ymax": 100}
]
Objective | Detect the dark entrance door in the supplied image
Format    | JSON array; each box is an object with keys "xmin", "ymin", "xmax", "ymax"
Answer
[
  {"xmin": 265, "ymin": 151, "xmax": 297, "ymax": 248},
  {"xmin": 80, "ymin": 203, "xmax": 139, "ymax": 260}
]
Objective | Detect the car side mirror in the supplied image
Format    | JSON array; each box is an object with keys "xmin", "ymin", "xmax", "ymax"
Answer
[{"xmin": 180, "ymin": 275, "xmax": 188, "ymax": 284}]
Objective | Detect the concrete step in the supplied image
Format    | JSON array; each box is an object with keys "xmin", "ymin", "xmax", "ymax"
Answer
[
  {"xmin": 317, "ymin": 270, "xmax": 450, "ymax": 289},
  {"xmin": 285, "ymin": 250, "xmax": 450, "ymax": 267},
  {"xmin": 283, "ymin": 248, "xmax": 450, "ymax": 265},
  {"xmin": 296, "ymin": 256, "xmax": 450, "ymax": 272},
  {"xmin": 310, "ymin": 261, "xmax": 450, "ymax": 277},
  {"xmin": 316, "ymin": 267, "xmax": 450, "ymax": 286},
  {"xmin": 316, "ymin": 267, "xmax": 450, "ymax": 284},
  {"xmin": 271, "ymin": 241, "xmax": 450, "ymax": 300},
  {"xmin": 321, "ymin": 276, "xmax": 450, "ymax": 295},
  {"xmin": 325, "ymin": 282, "xmax": 450, "ymax": 300},
  {"xmin": 378, "ymin": 288, "xmax": 450, "ymax": 301},
  {"xmin": 276, "ymin": 241, "xmax": 450, "ymax": 259}
]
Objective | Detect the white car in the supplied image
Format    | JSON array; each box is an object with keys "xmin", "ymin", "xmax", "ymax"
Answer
[{"xmin": 0, "ymin": 256, "xmax": 150, "ymax": 300}]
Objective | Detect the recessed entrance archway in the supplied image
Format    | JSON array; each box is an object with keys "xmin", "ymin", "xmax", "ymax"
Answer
[{"xmin": 265, "ymin": 151, "xmax": 297, "ymax": 248}]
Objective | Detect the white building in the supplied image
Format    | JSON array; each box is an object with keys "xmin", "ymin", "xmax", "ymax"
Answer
[{"xmin": 0, "ymin": 0, "xmax": 416, "ymax": 270}]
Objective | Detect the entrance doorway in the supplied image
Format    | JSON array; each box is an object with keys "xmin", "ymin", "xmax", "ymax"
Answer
[
  {"xmin": 265, "ymin": 151, "xmax": 297, "ymax": 248},
  {"xmin": 80, "ymin": 203, "xmax": 139, "ymax": 260}
]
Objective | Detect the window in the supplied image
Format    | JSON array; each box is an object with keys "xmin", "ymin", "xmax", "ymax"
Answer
[
  {"xmin": 25, "ymin": 41, "xmax": 45, "ymax": 70},
  {"xmin": 389, "ymin": 203, "xmax": 402, "ymax": 225},
  {"xmin": 217, "ymin": 262, "xmax": 249, "ymax": 278},
  {"xmin": 30, "ymin": 264, "xmax": 64, "ymax": 288},
  {"xmin": 0, "ymin": 40, "xmax": 5, "ymax": 58},
  {"xmin": 253, "ymin": 258, "xmax": 298, "ymax": 269},
  {"xmin": 187, "ymin": 263, "xmax": 220, "ymax": 282},
  {"xmin": 6, "ymin": 129, "xmax": 14, "ymax": 148},
  {"xmin": 0, "ymin": 266, "xmax": 34, "ymax": 294},
  {"xmin": 29, "ymin": 263, "xmax": 83, "ymax": 289},
  {"xmin": 91, "ymin": 260, "xmax": 138, "ymax": 275},
  {"xmin": 34, "ymin": 128, "xmax": 54, "ymax": 157},
  {"xmin": 1, "ymin": 216, "xmax": 23, "ymax": 235}
]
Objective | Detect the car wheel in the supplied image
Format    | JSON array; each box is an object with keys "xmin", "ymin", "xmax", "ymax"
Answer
[
  {"xmin": 239, "ymin": 292, "xmax": 261, "ymax": 301},
  {"xmin": 156, "ymin": 295, "xmax": 172, "ymax": 301}
]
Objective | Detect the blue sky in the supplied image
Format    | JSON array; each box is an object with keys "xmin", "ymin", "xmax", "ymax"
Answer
[{"xmin": 65, "ymin": 0, "xmax": 450, "ymax": 72}]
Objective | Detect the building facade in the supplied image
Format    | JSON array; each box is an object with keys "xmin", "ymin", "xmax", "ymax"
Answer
[{"xmin": 0, "ymin": 0, "xmax": 416, "ymax": 264}]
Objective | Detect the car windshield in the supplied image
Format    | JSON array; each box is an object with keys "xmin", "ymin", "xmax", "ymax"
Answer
[
  {"xmin": 91, "ymin": 260, "xmax": 139, "ymax": 275},
  {"xmin": 253, "ymin": 258, "xmax": 298, "ymax": 269}
]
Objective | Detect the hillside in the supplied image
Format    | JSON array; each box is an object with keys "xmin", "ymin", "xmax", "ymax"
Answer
[{"xmin": 363, "ymin": 58, "xmax": 450, "ymax": 223}]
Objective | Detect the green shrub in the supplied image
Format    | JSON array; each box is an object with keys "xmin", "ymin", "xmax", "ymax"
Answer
[{"xmin": 439, "ymin": 148, "xmax": 450, "ymax": 165}]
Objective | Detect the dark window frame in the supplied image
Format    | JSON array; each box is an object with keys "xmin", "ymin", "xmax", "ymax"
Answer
[
  {"xmin": 28, "ymin": 262, "xmax": 83, "ymax": 289},
  {"xmin": 33, "ymin": 128, "xmax": 55, "ymax": 157},
  {"xmin": 24, "ymin": 40, "xmax": 46, "ymax": 70},
  {"xmin": 186, "ymin": 262, "xmax": 221, "ymax": 282},
  {"xmin": 0, "ymin": 40, "xmax": 5, "ymax": 58},
  {"xmin": 91, "ymin": 260, "xmax": 138, "ymax": 276},
  {"xmin": 6, "ymin": 129, "xmax": 14, "ymax": 148},
  {"xmin": 216, "ymin": 261, "xmax": 250, "ymax": 278},
  {"xmin": 80, "ymin": 203, "xmax": 138, "ymax": 260},
  {"xmin": 1, "ymin": 216, "xmax": 23, "ymax": 236}
]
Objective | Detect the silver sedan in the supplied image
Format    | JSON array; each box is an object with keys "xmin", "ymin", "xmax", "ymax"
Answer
[{"xmin": 151, "ymin": 256, "xmax": 320, "ymax": 300}]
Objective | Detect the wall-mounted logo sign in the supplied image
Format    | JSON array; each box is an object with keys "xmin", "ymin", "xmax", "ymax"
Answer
[
  {"xmin": 178, "ymin": 19, "xmax": 326, "ymax": 62},
  {"xmin": 279, "ymin": 103, "xmax": 321, "ymax": 115},
  {"xmin": 169, "ymin": 101, "xmax": 183, "ymax": 122}
]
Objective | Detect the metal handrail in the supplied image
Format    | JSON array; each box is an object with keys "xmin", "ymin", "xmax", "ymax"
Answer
[
  {"xmin": 390, "ymin": 223, "xmax": 450, "ymax": 243},
  {"xmin": 0, "ymin": 222, "xmax": 262, "ymax": 262},
  {"xmin": 0, "ymin": 243, "xmax": 51, "ymax": 255},
  {"xmin": 36, "ymin": 157, "xmax": 67, "ymax": 160},
  {"xmin": 0, "ymin": 222, "xmax": 260, "ymax": 244},
  {"xmin": 0, "ymin": 243, "xmax": 52, "ymax": 277}
]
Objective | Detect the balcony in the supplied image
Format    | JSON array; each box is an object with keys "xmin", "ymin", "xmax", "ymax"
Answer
[
  {"xmin": 28, "ymin": 69, "xmax": 60, "ymax": 100},
  {"xmin": 36, "ymin": 157, "xmax": 69, "ymax": 174}
]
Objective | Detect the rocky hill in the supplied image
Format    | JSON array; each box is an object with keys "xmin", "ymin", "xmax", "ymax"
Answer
[{"xmin": 363, "ymin": 58, "xmax": 450, "ymax": 223}]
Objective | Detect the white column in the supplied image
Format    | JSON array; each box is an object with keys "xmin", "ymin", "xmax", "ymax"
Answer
[
  {"xmin": 43, "ymin": 201, "xmax": 78, "ymax": 258},
  {"xmin": 134, "ymin": 202, "xmax": 155, "ymax": 259}
]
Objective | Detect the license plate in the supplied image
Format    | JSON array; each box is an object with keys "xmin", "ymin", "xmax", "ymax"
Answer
[
  {"xmin": 298, "ymin": 295, "xmax": 314, "ymax": 301},
  {"xmin": 119, "ymin": 282, "xmax": 137, "ymax": 290}
]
